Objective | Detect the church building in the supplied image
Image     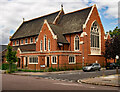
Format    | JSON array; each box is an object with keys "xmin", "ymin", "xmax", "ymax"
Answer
[{"xmin": 7, "ymin": 4, "xmax": 106, "ymax": 70}]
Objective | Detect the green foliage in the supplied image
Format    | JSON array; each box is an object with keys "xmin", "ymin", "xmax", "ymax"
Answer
[
  {"xmin": 48, "ymin": 67, "xmax": 57, "ymax": 72},
  {"xmin": 109, "ymin": 26, "xmax": 120, "ymax": 38},
  {"xmin": 6, "ymin": 45, "xmax": 18, "ymax": 73},
  {"xmin": 17, "ymin": 69, "xmax": 44, "ymax": 72},
  {"xmin": 1, "ymin": 63, "xmax": 17, "ymax": 70}
]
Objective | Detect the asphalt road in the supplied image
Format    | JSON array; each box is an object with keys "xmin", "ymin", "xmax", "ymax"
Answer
[
  {"xmin": 2, "ymin": 74, "xmax": 119, "ymax": 91},
  {"xmin": 32, "ymin": 69, "xmax": 120, "ymax": 82}
]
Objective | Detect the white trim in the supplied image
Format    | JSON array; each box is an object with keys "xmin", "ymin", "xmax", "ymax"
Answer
[
  {"xmin": 68, "ymin": 55, "xmax": 76, "ymax": 64},
  {"xmin": 44, "ymin": 20, "xmax": 57, "ymax": 39},
  {"xmin": 20, "ymin": 39, "xmax": 24, "ymax": 45},
  {"xmin": 17, "ymin": 48, "xmax": 21, "ymax": 54},
  {"xmin": 83, "ymin": 4, "xmax": 95, "ymax": 29},
  {"xmin": 25, "ymin": 38, "xmax": 28, "ymax": 44},
  {"xmin": 28, "ymin": 56, "xmax": 38, "ymax": 64},
  {"xmin": 16, "ymin": 40, "xmax": 19, "ymax": 46},
  {"xmin": 80, "ymin": 32, "xmax": 87, "ymax": 37},
  {"xmin": 13, "ymin": 41, "xmax": 15, "ymax": 46},
  {"xmin": 51, "ymin": 55, "xmax": 57, "ymax": 64}
]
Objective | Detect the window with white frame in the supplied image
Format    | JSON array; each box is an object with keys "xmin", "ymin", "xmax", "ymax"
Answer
[
  {"xmin": 29, "ymin": 56, "xmax": 38, "ymax": 64},
  {"xmin": 35, "ymin": 37, "xmax": 38, "ymax": 42},
  {"xmin": 48, "ymin": 39, "xmax": 50, "ymax": 51},
  {"xmin": 44, "ymin": 35, "xmax": 46, "ymax": 51},
  {"xmin": 25, "ymin": 38, "xmax": 28, "ymax": 44},
  {"xmin": 69, "ymin": 56, "xmax": 75, "ymax": 64},
  {"xmin": 16, "ymin": 40, "xmax": 19, "ymax": 45},
  {"xmin": 40, "ymin": 40, "xmax": 42, "ymax": 51},
  {"xmin": 21, "ymin": 39, "xmax": 23, "ymax": 44},
  {"xmin": 13, "ymin": 41, "xmax": 15, "ymax": 46},
  {"xmin": 74, "ymin": 35, "xmax": 79, "ymax": 50},
  {"xmin": 30, "ymin": 37, "xmax": 33, "ymax": 43},
  {"xmin": 52, "ymin": 56, "xmax": 57, "ymax": 64},
  {"xmin": 90, "ymin": 21, "xmax": 100, "ymax": 48}
]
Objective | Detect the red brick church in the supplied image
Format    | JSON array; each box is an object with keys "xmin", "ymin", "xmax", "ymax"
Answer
[{"xmin": 5, "ymin": 4, "xmax": 107, "ymax": 70}]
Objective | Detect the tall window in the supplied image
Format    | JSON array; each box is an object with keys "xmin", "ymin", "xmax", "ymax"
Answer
[
  {"xmin": 75, "ymin": 35, "xmax": 79, "ymax": 50},
  {"xmin": 21, "ymin": 39, "xmax": 23, "ymax": 44},
  {"xmin": 91, "ymin": 21, "xmax": 99, "ymax": 48},
  {"xmin": 44, "ymin": 35, "xmax": 46, "ymax": 51},
  {"xmin": 40, "ymin": 40, "xmax": 42, "ymax": 51},
  {"xmin": 30, "ymin": 37, "xmax": 33, "ymax": 43},
  {"xmin": 16, "ymin": 40, "xmax": 19, "ymax": 45},
  {"xmin": 13, "ymin": 41, "xmax": 15, "ymax": 46},
  {"xmin": 69, "ymin": 56, "xmax": 75, "ymax": 64},
  {"xmin": 25, "ymin": 38, "xmax": 28, "ymax": 44},
  {"xmin": 29, "ymin": 56, "xmax": 38, "ymax": 64},
  {"xmin": 48, "ymin": 39, "xmax": 50, "ymax": 51}
]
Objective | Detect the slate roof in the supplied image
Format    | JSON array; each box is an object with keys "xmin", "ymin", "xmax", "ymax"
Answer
[
  {"xmin": 10, "ymin": 10, "xmax": 61, "ymax": 40},
  {"xmin": 49, "ymin": 23, "xmax": 69, "ymax": 44},
  {"xmin": 58, "ymin": 6, "xmax": 92, "ymax": 34},
  {"xmin": 10, "ymin": 6, "xmax": 92, "ymax": 44}
]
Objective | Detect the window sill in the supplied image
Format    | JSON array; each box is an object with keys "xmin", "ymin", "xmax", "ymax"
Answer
[
  {"xmin": 29, "ymin": 63, "xmax": 38, "ymax": 64},
  {"xmin": 69, "ymin": 62, "xmax": 76, "ymax": 64}
]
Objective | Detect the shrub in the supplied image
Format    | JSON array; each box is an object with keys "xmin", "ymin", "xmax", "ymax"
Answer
[{"xmin": 1, "ymin": 63, "xmax": 17, "ymax": 70}]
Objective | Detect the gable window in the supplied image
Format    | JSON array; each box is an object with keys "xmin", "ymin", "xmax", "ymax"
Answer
[
  {"xmin": 69, "ymin": 56, "xmax": 75, "ymax": 64},
  {"xmin": 25, "ymin": 38, "xmax": 28, "ymax": 44},
  {"xmin": 40, "ymin": 40, "xmax": 42, "ymax": 51},
  {"xmin": 52, "ymin": 56, "xmax": 57, "ymax": 64},
  {"xmin": 16, "ymin": 40, "xmax": 19, "ymax": 45},
  {"xmin": 74, "ymin": 35, "xmax": 79, "ymax": 51},
  {"xmin": 90, "ymin": 21, "xmax": 100, "ymax": 48},
  {"xmin": 21, "ymin": 39, "xmax": 23, "ymax": 44},
  {"xmin": 30, "ymin": 37, "xmax": 33, "ymax": 43},
  {"xmin": 35, "ymin": 37, "xmax": 38, "ymax": 43},
  {"xmin": 48, "ymin": 39, "xmax": 50, "ymax": 51},
  {"xmin": 44, "ymin": 35, "xmax": 47, "ymax": 51},
  {"xmin": 29, "ymin": 56, "xmax": 38, "ymax": 64},
  {"xmin": 13, "ymin": 41, "xmax": 15, "ymax": 46}
]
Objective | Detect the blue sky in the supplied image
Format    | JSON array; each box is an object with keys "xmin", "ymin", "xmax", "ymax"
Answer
[{"xmin": 0, "ymin": 0, "xmax": 119, "ymax": 45}]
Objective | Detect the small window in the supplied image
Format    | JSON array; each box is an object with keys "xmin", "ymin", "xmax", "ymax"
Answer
[
  {"xmin": 52, "ymin": 56, "xmax": 57, "ymax": 64},
  {"xmin": 13, "ymin": 41, "xmax": 15, "ymax": 46},
  {"xmin": 48, "ymin": 39, "xmax": 50, "ymax": 51},
  {"xmin": 35, "ymin": 37, "xmax": 38, "ymax": 42},
  {"xmin": 16, "ymin": 40, "xmax": 19, "ymax": 45},
  {"xmin": 29, "ymin": 57, "xmax": 38, "ymax": 64},
  {"xmin": 25, "ymin": 38, "xmax": 28, "ymax": 44},
  {"xmin": 69, "ymin": 56, "xmax": 75, "ymax": 64},
  {"xmin": 40, "ymin": 40, "xmax": 42, "ymax": 51},
  {"xmin": 21, "ymin": 39, "xmax": 23, "ymax": 44},
  {"xmin": 30, "ymin": 37, "xmax": 33, "ymax": 43}
]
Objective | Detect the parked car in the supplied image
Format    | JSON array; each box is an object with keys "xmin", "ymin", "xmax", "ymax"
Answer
[
  {"xmin": 82, "ymin": 63, "xmax": 101, "ymax": 72},
  {"xmin": 105, "ymin": 63, "xmax": 120, "ymax": 70}
]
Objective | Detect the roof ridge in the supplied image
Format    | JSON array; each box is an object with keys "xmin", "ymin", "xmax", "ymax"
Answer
[
  {"xmin": 24, "ymin": 10, "xmax": 61, "ymax": 23},
  {"xmin": 65, "ymin": 6, "xmax": 92, "ymax": 15}
]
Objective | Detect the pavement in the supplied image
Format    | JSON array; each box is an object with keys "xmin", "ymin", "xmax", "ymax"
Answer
[
  {"xmin": 78, "ymin": 74, "xmax": 120, "ymax": 87},
  {"xmin": 2, "ymin": 69, "xmax": 120, "ymax": 87}
]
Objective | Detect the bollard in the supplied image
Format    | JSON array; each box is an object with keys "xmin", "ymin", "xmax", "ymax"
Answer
[{"xmin": 116, "ymin": 67, "xmax": 118, "ymax": 74}]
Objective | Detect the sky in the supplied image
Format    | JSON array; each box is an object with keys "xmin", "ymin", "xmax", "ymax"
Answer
[{"xmin": 0, "ymin": 0, "xmax": 120, "ymax": 45}]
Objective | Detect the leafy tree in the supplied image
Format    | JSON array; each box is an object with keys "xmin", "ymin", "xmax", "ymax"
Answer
[
  {"xmin": 6, "ymin": 45, "xmax": 18, "ymax": 73},
  {"xmin": 104, "ymin": 27, "xmax": 120, "ymax": 64}
]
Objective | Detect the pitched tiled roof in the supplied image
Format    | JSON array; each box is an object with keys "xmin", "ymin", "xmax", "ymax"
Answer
[
  {"xmin": 58, "ymin": 6, "xmax": 92, "ymax": 34},
  {"xmin": 49, "ymin": 23, "xmax": 69, "ymax": 44},
  {"xmin": 10, "ymin": 10, "xmax": 61, "ymax": 40}
]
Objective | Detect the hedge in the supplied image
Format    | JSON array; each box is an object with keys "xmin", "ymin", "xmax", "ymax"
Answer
[{"xmin": 0, "ymin": 63, "xmax": 17, "ymax": 70}]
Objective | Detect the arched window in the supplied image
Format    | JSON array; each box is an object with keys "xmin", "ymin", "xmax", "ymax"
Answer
[
  {"xmin": 90, "ymin": 21, "xmax": 99, "ymax": 48},
  {"xmin": 75, "ymin": 35, "xmax": 79, "ymax": 50}
]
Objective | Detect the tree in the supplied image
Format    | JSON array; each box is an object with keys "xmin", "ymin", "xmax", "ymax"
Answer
[
  {"xmin": 104, "ymin": 27, "xmax": 120, "ymax": 63},
  {"xmin": 6, "ymin": 45, "xmax": 18, "ymax": 73}
]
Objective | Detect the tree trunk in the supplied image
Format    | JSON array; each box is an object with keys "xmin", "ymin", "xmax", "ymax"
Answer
[{"xmin": 9, "ymin": 63, "xmax": 12, "ymax": 73}]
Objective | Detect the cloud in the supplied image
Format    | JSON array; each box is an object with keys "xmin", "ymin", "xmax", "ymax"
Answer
[{"xmin": 0, "ymin": 0, "xmax": 119, "ymax": 45}]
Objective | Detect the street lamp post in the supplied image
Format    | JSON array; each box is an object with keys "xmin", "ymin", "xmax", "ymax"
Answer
[
  {"xmin": 116, "ymin": 55, "xmax": 119, "ymax": 74},
  {"xmin": 80, "ymin": 32, "xmax": 87, "ymax": 68}
]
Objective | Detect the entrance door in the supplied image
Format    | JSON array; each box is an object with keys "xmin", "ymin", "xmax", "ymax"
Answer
[
  {"xmin": 18, "ymin": 58, "xmax": 20, "ymax": 67},
  {"xmin": 25, "ymin": 57, "xmax": 28, "ymax": 67},
  {"xmin": 47, "ymin": 57, "xmax": 49, "ymax": 67}
]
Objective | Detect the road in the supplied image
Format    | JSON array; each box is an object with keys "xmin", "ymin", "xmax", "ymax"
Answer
[
  {"xmin": 2, "ymin": 74, "xmax": 119, "ymax": 91},
  {"xmin": 31, "ymin": 69, "xmax": 120, "ymax": 82}
]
